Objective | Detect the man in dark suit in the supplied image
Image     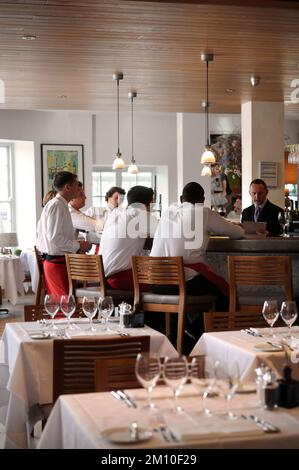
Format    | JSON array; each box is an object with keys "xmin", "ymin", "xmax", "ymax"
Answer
[{"xmin": 241, "ymin": 179, "xmax": 283, "ymax": 236}]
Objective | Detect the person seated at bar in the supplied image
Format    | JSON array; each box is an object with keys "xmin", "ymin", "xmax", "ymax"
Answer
[
  {"xmin": 150, "ymin": 181, "xmax": 244, "ymax": 309},
  {"xmin": 100, "ymin": 185, "xmax": 158, "ymax": 290},
  {"xmin": 37, "ymin": 171, "xmax": 91, "ymax": 296},
  {"xmin": 241, "ymin": 178, "xmax": 283, "ymax": 236},
  {"xmin": 85, "ymin": 186, "xmax": 126, "ymax": 227},
  {"xmin": 69, "ymin": 182, "xmax": 103, "ymax": 236}
]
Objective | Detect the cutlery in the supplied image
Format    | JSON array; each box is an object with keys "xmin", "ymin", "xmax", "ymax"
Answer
[
  {"xmin": 266, "ymin": 341, "xmax": 283, "ymax": 350},
  {"xmin": 241, "ymin": 414, "xmax": 269, "ymax": 432},
  {"xmin": 117, "ymin": 390, "xmax": 137, "ymax": 408},
  {"xmin": 110, "ymin": 390, "xmax": 124, "ymax": 404},
  {"xmin": 248, "ymin": 328, "xmax": 263, "ymax": 337},
  {"xmin": 249, "ymin": 414, "xmax": 280, "ymax": 433},
  {"xmin": 241, "ymin": 329, "xmax": 262, "ymax": 338}
]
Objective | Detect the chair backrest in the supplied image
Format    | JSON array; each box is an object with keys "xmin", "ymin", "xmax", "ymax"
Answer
[
  {"xmin": 34, "ymin": 246, "xmax": 46, "ymax": 305},
  {"xmin": 132, "ymin": 256, "xmax": 186, "ymax": 306},
  {"xmin": 52, "ymin": 335, "xmax": 150, "ymax": 402},
  {"xmin": 228, "ymin": 255, "xmax": 293, "ymax": 312},
  {"xmin": 24, "ymin": 304, "xmax": 86, "ymax": 322},
  {"xmin": 95, "ymin": 357, "xmax": 141, "ymax": 392},
  {"xmin": 65, "ymin": 253, "xmax": 107, "ymax": 298},
  {"xmin": 204, "ymin": 310, "xmax": 276, "ymax": 333}
]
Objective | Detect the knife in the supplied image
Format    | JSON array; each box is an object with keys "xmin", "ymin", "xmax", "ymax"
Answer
[{"xmin": 117, "ymin": 390, "xmax": 137, "ymax": 408}]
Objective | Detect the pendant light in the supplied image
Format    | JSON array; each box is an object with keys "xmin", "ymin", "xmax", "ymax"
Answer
[
  {"xmin": 112, "ymin": 72, "xmax": 125, "ymax": 170},
  {"xmin": 200, "ymin": 53, "xmax": 216, "ymax": 176},
  {"xmin": 127, "ymin": 91, "xmax": 139, "ymax": 174}
]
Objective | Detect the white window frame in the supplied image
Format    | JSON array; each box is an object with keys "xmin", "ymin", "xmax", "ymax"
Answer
[
  {"xmin": 0, "ymin": 143, "xmax": 15, "ymax": 231},
  {"xmin": 92, "ymin": 166, "xmax": 156, "ymax": 207}
]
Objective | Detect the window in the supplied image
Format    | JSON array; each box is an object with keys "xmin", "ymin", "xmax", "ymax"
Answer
[
  {"xmin": 92, "ymin": 167, "xmax": 156, "ymax": 207},
  {"xmin": 0, "ymin": 144, "xmax": 14, "ymax": 232}
]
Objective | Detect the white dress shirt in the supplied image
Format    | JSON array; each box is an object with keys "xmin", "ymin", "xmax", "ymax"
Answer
[
  {"xmin": 99, "ymin": 205, "xmax": 158, "ymax": 277},
  {"xmin": 69, "ymin": 205, "xmax": 103, "ymax": 234},
  {"xmin": 37, "ymin": 194, "xmax": 80, "ymax": 255},
  {"xmin": 150, "ymin": 202, "xmax": 244, "ymax": 280}
]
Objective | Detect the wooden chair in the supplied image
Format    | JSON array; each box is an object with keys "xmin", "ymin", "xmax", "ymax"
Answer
[
  {"xmin": 65, "ymin": 253, "xmax": 107, "ymax": 302},
  {"xmin": 34, "ymin": 246, "xmax": 46, "ymax": 305},
  {"xmin": 204, "ymin": 310, "xmax": 268, "ymax": 333},
  {"xmin": 24, "ymin": 304, "xmax": 86, "ymax": 322},
  {"xmin": 53, "ymin": 335, "xmax": 150, "ymax": 402},
  {"xmin": 95, "ymin": 357, "xmax": 142, "ymax": 392},
  {"xmin": 132, "ymin": 256, "xmax": 217, "ymax": 355},
  {"xmin": 228, "ymin": 255, "xmax": 293, "ymax": 313},
  {"xmin": 65, "ymin": 253, "xmax": 134, "ymax": 305}
]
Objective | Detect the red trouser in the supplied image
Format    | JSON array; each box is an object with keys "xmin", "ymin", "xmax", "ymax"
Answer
[
  {"xmin": 43, "ymin": 258, "xmax": 69, "ymax": 296},
  {"xmin": 185, "ymin": 262, "xmax": 229, "ymax": 297},
  {"xmin": 106, "ymin": 269, "xmax": 134, "ymax": 290}
]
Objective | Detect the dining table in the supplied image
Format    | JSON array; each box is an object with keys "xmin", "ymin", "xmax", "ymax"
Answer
[
  {"xmin": 0, "ymin": 318, "xmax": 177, "ymax": 449},
  {"xmin": 37, "ymin": 383, "xmax": 299, "ymax": 449},
  {"xmin": 0, "ymin": 254, "xmax": 25, "ymax": 305}
]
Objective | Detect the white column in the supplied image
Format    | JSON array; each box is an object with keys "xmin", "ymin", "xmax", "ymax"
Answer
[{"xmin": 241, "ymin": 101, "xmax": 284, "ymax": 209}]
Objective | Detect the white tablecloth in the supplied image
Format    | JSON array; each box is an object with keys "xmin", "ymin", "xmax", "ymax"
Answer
[
  {"xmin": 20, "ymin": 250, "xmax": 38, "ymax": 293},
  {"xmin": 191, "ymin": 327, "xmax": 299, "ymax": 381},
  {"xmin": 0, "ymin": 319, "xmax": 177, "ymax": 449},
  {"xmin": 0, "ymin": 255, "xmax": 25, "ymax": 305},
  {"xmin": 37, "ymin": 384, "xmax": 299, "ymax": 449}
]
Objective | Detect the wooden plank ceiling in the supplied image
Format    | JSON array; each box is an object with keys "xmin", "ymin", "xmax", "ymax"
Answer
[{"xmin": 0, "ymin": 0, "xmax": 299, "ymax": 117}]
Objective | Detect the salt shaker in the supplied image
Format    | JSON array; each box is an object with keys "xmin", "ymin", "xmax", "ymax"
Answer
[{"xmin": 255, "ymin": 363, "xmax": 269, "ymax": 407}]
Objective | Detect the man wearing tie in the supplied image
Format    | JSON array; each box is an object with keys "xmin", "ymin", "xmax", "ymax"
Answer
[{"xmin": 241, "ymin": 179, "xmax": 283, "ymax": 236}]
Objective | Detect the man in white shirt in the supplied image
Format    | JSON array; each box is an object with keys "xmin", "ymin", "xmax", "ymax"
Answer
[
  {"xmin": 37, "ymin": 172, "xmax": 91, "ymax": 296},
  {"xmin": 85, "ymin": 186, "xmax": 126, "ymax": 227},
  {"xmin": 151, "ymin": 181, "xmax": 244, "ymax": 308},
  {"xmin": 100, "ymin": 186, "xmax": 157, "ymax": 290},
  {"xmin": 69, "ymin": 182, "xmax": 103, "ymax": 236}
]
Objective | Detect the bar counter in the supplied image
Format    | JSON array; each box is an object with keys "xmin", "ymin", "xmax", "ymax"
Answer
[{"xmin": 205, "ymin": 236, "xmax": 299, "ymax": 302}]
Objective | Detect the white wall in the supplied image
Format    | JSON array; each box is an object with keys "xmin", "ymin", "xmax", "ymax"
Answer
[
  {"xmin": 285, "ymin": 120, "xmax": 299, "ymax": 144},
  {"xmin": 94, "ymin": 111, "xmax": 177, "ymax": 205}
]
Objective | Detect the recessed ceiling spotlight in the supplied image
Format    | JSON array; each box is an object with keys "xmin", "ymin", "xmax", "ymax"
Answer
[
  {"xmin": 22, "ymin": 34, "xmax": 37, "ymax": 40},
  {"xmin": 58, "ymin": 95, "xmax": 67, "ymax": 99},
  {"xmin": 226, "ymin": 88, "xmax": 235, "ymax": 93},
  {"xmin": 250, "ymin": 75, "xmax": 260, "ymax": 87}
]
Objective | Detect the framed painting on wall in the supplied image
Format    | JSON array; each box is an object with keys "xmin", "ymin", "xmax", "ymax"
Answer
[{"xmin": 41, "ymin": 144, "xmax": 84, "ymax": 200}]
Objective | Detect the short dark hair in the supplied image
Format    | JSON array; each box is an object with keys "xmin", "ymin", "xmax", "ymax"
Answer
[
  {"xmin": 105, "ymin": 186, "xmax": 125, "ymax": 202},
  {"xmin": 127, "ymin": 186, "xmax": 154, "ymax": 206},
  {"xmin": 250, "ymin": 179, "xmax": 268, "ymax": 191},
  {"xmin": 78, "ymin": 181, "xmax": 83, "ymax": 188},
  {"xmin": 181, "ymin": 182, "xmax": 205, "ymax": 204},
  {"xmin": 53, "ymin": 172, "xmax": 77, "ymax": 191}
]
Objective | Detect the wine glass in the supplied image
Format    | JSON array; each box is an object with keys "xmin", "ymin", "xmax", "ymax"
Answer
[
  {"xmin": 44, "ymin": 294, "xmax": 60, "ymax": 329},
  {"xmin": 135, "ymin": 353, "xmax": 161, "ymax": 410},
  {"xmin": 262, "ymin": 300, "xmax": 279, "ymax": 337},
  {"xmin": 163, "ymin": 356, "xmax": 188, "ymax": 413},
  {"xmin": 98, "ymin": 296, "xmax": 114, "ymax": 331},
  {"xmin": 190, "ymin": 356, "xmax": 218, "ymax": 416},
  {"xmin": 278, "ymin": 211, "xmax": 290, "ymax": 237},
  {"xmin": 216, "ymin": 361, "xmax": 240, "ymax": 420},
  {"xmin": 280, "ymin": 301, "xmax": 298, "ymax": 339},
  {"xmin": 60, "ymin": 294, "xmax": 76, "ymax": 329},
  {"xmin": 82, "ymin": 296, "xmax": 98, "ymax": 331}
]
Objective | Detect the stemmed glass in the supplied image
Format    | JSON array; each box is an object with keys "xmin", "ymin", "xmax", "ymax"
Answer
[
  {"xmin": 280, "ymin": 301, "xmax": 298, "ymax": 339},
  {"xmin": 190, "ymin": 356, "xmax": 218, "ymax": 416},
  {"xmin": 262, "ymin": 300, "xmax": 279, "ymax": 337},
  {"xmin": 216, "ymin": 361, "xmax": 240, "ymax": 420},
  {"xmin": 44, "ymin": 294, "xmax": 60, "ymax": 329},
  {"xmin": 163, "ymin": 355, "xmax": 188, "ymax": 413},
  {"xmin": 135, "ymin": 353, "xmax": 161, "ymax": 410},
  {"xmin": 278, "ymin": 211, "xmax": 291, "ymax": 237},
  {"xmin": 60, "ymin": 294, "xmax": 76, "ymax": 329},
  {"xmin": 98, "ymin": 296, "xmax": 114, "ymax": 331},
  {"xmin": 82, "ymin": 296, "xmax": 98, "ymax": 331}
]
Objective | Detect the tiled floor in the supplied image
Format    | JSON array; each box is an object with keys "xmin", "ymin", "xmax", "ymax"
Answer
[{"xmin": 0, "ymin": 292, "xmax": 36, "ymax": 449}]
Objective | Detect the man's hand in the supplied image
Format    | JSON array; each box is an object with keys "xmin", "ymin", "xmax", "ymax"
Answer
[{"xmin": 78, "ymin": 241, "xmax": 92, "ymax": 253}]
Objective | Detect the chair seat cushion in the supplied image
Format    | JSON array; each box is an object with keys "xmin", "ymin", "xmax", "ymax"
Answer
[{"xmin": 142, "ymin": 292, "xmax": 217, "ymax": 306}]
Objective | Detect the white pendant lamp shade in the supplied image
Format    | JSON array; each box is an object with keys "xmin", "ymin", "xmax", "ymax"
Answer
[
  {"xmin": 112, "ymin": 153, "xmax": 125, "ymax": 169},
  {"xmin": 201, "ymin": 147, "xmax": 216, "ymax": 165},
  {"xmin": 200, "ymin": 53, "xmax": 216, "ymax": 175},
  {"xmin": 128, "ymin": 91, "xmax": 139, "ymax": 174},
  {"xmin": 112, "ymin": 72, "xmax": 125, "ymax": 170},
  {"xmin": 201, "ymin": 165, "xmax": 212, "ymax": 176},
  {"xmin": 128, "ymin": 162, "xmax": 139, "ymax": 174}
]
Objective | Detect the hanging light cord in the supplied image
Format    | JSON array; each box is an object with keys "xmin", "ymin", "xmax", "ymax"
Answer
[
  {"xmin": 117, "ymin": 78, "xmax": 120, "ymax": 155},
  {"xmin": 131, "ymin": 95, "xmax": 135, "ymax": 164},
  {"xmin": 206, "ymin": 60, "xmax": 210, "ymax": 147}
]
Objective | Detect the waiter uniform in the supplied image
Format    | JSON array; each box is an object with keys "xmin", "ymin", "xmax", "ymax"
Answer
[{"xmin": 37, "ymin": 194, "xmax": 80, "ymax": 296}]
